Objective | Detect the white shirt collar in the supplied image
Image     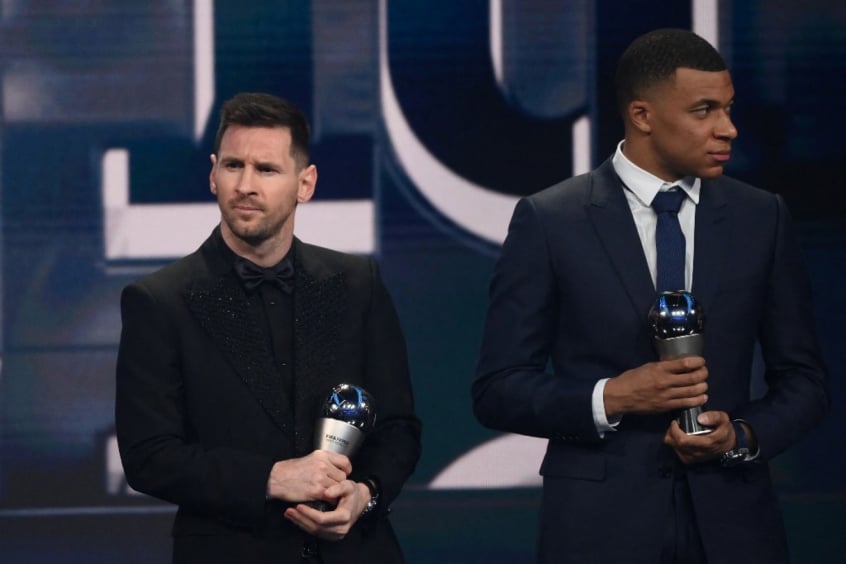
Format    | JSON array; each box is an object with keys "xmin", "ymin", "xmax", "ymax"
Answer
[{"xmin": 611, "ymin": 141, "xmax": 701, "ymax": 207}]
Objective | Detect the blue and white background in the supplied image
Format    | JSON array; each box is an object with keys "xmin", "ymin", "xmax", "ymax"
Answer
[{"xmin": 1, "ymin": 1, "xmax": 844, "ymax": 562}]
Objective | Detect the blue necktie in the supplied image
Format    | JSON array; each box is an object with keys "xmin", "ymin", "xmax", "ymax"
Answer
[{"xmin": 651, "ymin": 189, "xmax": 687, "ymax": 292}]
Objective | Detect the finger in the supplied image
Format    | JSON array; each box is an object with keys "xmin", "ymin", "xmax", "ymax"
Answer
[
  {"xmin": 672, "ymin": 393, "xmax": 709, "ymax": 409},
  {"xmin": 320, "ymin": 452, "xmax": 352, "ymax": 473},
  {"xmin": 289, "ymin": 504, "xmax": 347, "ymax": 534},
  {"xmin": 665, "ymin": 381, "xmax": 708, "ymax": 400},
  {"xmin": 284, "ymin": 507, "xmax": 319, "ymax": 534},
  {"xmin": 294, "ymin": 503, "xmax": 334, "ymax": 523},
  {"xmin": 659, "ymin": 356, "xmax": 705, "ymax": 373},
  {"xmin": 665, "ymin": 370, "xmax": 709, "ymax": 388},
  {"xmin": 674, "ymin": 356, "xmax": 706, "ymax": 371},
  {"xmin": 664, "ymin": 420, "xmax": 684, "ymax": 445},
  {"xmin": 323, "ymin": 466, "xmax": 349, "ymax": 484},
  {"xmin": 325, "ymin": 479, "xmax": 358, "ymax": 499},
  {"xmin": 312, "ymin": 449, "xmax": 348, "ymax": 469},
  {"xmin": 284, "ymin": 508, "xmax": 346, "ymax": 541}
]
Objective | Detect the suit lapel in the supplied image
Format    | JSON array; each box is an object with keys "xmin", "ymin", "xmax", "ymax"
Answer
[
  {"xmin": 292, "ymin": 240, "xmax": 348, "ymax": 455},
  {"xmin": 691, "ymin": 178, "xmax": 730, "ymax": 311},
  {"xmin": 586, "ymin": 160, "xmax": 657, "ymax": 321},
  {"xmin": 183, "ymin": 232, "xmax": 293, "ymax": 435}
]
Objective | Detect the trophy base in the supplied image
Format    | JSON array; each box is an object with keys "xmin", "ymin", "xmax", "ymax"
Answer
[
  {"xmin": 683, "ymin": 427, "xmax": 714, "ymax": 436},
  {"xmin": 679, "ymin": 406, "xmax": 713, "ymax": 436}
]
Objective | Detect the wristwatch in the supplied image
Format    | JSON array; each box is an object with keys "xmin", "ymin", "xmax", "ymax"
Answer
[
  {"xmin": 720, "ymin": 420, "xmax": 751, "ymax": 468},
  {"xmin": 359, "ymin": 478, "xmax": 380, "ymax": 517}
]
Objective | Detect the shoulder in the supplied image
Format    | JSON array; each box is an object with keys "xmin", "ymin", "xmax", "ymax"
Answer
[
  {"xmin": 295, "ymin": 240, "xmax": 379, "ymax": 292},
  {"xmin": 706, "ymin": 174, "xmax": 785, "ymax": 215},
  {"xmin": 294, "ymin": 241, "xmax": 394, "ymax": 311},
  {"xmin": 133, "ymin": 249, "xmax": 208, "ymax": 292},
  {"xmin": 121, "ymin": 236, "xmax": 218, "ymax": 308},
  {"xmin": 711, "ymin": 174, "xmax": 778, "ymax": 200},
  {"xmin": 296, "ymin": 239, "xmax": 370, "ymax": 267},
  {"xmin": 520, "ymin": 159, "xmax": 618, "ymax": 221},
  {"xmin": 530, "ymin": 171, "xmax": 593, "ymax": 207},
  {"xmin": 296, "ymin": 240, "xmax": 372, "ymax": 275}
]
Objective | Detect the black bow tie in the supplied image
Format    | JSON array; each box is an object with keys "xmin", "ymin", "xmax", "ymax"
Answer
[{"xmin": 233, "ymin": 256, "xmax": 294, "ymax": 294}]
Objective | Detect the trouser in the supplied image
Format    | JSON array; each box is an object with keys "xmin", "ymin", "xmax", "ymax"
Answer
[{"xmin": 660, "ymin": 471, "xmax": 706, "ymax": 564}]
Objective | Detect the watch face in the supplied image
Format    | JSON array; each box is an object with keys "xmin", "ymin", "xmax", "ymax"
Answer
[{"xmin": 721, "ymin": 448, "xmax": 750, "ymax": 468}]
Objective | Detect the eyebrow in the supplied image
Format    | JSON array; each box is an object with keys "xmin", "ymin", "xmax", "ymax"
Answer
[
  {"xmin": 218, "ymin": 156, "xmax": 283, "ymax": 170},
  {"xmin": 254, "ymin": 160, "xmax": 282, "ymax": 171},
  {"xmin": 692, "ymin": 97, "xmax": 733, "ymax": 108}
]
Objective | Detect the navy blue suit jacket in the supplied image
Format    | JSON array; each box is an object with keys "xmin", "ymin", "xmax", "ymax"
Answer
[{"xmin": 473, "ymin": 158, "xmax": 828, "ymax": 563}]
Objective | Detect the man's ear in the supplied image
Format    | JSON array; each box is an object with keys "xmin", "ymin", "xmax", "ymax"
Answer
[
  {"xmin": 209, "ymin": 154, "xmax": 218, "ymax": 195},
  {"xmin": 628, "ymin": 99, "xmax": 652, "ymax": 134},
  {"xmin": 297, "ymin": 164, "xmax": 317, "ymax": 203}
]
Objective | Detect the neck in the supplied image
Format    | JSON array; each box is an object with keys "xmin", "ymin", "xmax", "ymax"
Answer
[
  {"xmin": 219, "ymin": 223, "xmax": 294, "ymax": 267},
  {"xmin": 621, "ymin": 136, "xmax": 681, "ymax": 183}
]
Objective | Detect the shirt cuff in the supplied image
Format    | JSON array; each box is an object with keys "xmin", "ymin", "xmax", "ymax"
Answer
[{"xmin": 592, "ymin": 378, "xmax": 622, "ymax": 437}]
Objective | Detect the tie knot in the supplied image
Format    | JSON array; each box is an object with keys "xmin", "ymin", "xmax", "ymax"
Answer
[
  {"xmin": 651, "ymin": 189, "xmax": 686, "ymax": 214},
  {"xmin": 234, "ymin": 256, "xmax": 294, "ymax": 293}
]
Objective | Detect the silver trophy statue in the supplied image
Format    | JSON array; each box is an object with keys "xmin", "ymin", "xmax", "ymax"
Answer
[
  {"xmin": 648, "ymin": 291, "xmax": 712, "ymax": 435},
  {"xmin": 310, "ymin": 383, "xmax": 376, "ymax": 511},
  {"xmin": 314, "ymin": 383, "xmax": 376, "ymax": 455}
]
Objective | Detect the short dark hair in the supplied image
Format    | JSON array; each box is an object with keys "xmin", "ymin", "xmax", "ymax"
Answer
[
  {"xmin": 213, "ymin": 92, "xmax": 311, "ymax": 169},
  {"xmin": 615, "ymin": 28, "xmax": 727, "ymax": 115}
]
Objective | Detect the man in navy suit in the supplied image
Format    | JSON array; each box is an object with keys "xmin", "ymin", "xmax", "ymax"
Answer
[
  {"xmin": 473, "ymin": 28, "xmax": 828, "ymax": 563},
  {"xmin": 116, "ymin": 93, "xmax": 421, "ymax": 563}
]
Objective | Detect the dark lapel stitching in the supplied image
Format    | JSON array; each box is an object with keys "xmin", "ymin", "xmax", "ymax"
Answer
[
  {"xmin": 184, "ymin": 274, "xmax": 293, "ymax": 434},
  {"xmin": 292, "ymin": 266, "xmax": 347, "ymax": 456}
]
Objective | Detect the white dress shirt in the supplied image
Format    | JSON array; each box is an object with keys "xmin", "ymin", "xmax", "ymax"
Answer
[{"xmin": 591, "ymin": 142, "xmax": 700, "ymax": 433}]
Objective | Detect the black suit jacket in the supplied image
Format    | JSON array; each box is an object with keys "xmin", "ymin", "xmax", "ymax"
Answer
[
  {"xmin": 116, "ymin": 228, "xmax": 421, "ymax": 564},
  {"xmin": 473, "ymin": 159, "xmax": 829, "ymax": 564}
]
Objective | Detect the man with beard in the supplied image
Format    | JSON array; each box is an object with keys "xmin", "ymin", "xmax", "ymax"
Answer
[{"xmin": 116, "ymin": 92, "xmax": 421, "ymax": 563}]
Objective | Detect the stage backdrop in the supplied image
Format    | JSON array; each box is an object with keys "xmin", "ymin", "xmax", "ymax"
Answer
[{"xmin": 1, "ymin": 1, "xmax": 844, "ymax": 562}]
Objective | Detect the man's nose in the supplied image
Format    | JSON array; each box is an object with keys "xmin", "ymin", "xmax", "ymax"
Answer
[
  {"xmin": 235, "ymin": 169, "xmax": 256, "ymax": 194},
  {"xmin": 717, "ymin": 111, "xmax": 738, "ymax": 140}
]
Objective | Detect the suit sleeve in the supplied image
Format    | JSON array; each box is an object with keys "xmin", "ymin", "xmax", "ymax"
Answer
[
  {"xmin": 472, "ymin": 198, "xmax": 600, "ymax": 442},
  {"xmin": 351, "ymin": 259, "xmax": 422, "ymax": 512},
  {"xmin": 115, "ymin": 281, "xmax": 273, "ymax": 527},
  {"xmin": 733, "ymin": 194, "xmax": 830, "ymax": 459}
]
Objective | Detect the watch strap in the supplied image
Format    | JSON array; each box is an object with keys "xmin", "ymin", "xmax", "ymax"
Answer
[
  {"xmin": 731, "ymin": 420, "xmax": 748, "ymax": 450},
  {"xmin": 359, "ymin": 478, "xmax": 380, "ymax": 517},
  {"xmin": 720, "ymin": 420, "xmax": 751, "ymax": 468}
]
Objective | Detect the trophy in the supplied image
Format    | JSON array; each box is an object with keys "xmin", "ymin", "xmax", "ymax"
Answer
[
  {"xmin": 648, "ymin": 291, "xmax": 712, "ymax": 435},
  {"xmin": 314, "ymin": 383, "xmax": 376, "ymax": 455},
  {"xmin": 310, "ymin": 383, "xmax": 376, "ymax": 510}
]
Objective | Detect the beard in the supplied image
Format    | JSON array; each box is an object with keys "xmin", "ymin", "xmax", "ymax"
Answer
[
  {"xmin": 231, "ymin": 224, "xmax": 274, "ymax": 247},
  {"xmin": 221, "ymin": 200, "xmax": 293, "ymax": 248}
]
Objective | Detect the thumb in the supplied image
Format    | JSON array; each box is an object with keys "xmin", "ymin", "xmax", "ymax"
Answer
[{"xmin": 696, "ymin": 410, "xmax": 724, "ymax": 428}]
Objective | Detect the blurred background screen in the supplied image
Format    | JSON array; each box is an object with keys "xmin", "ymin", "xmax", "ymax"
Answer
[{"xmin": 1, "ymin": 1, "xmax": 843, "ymax": 562}]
